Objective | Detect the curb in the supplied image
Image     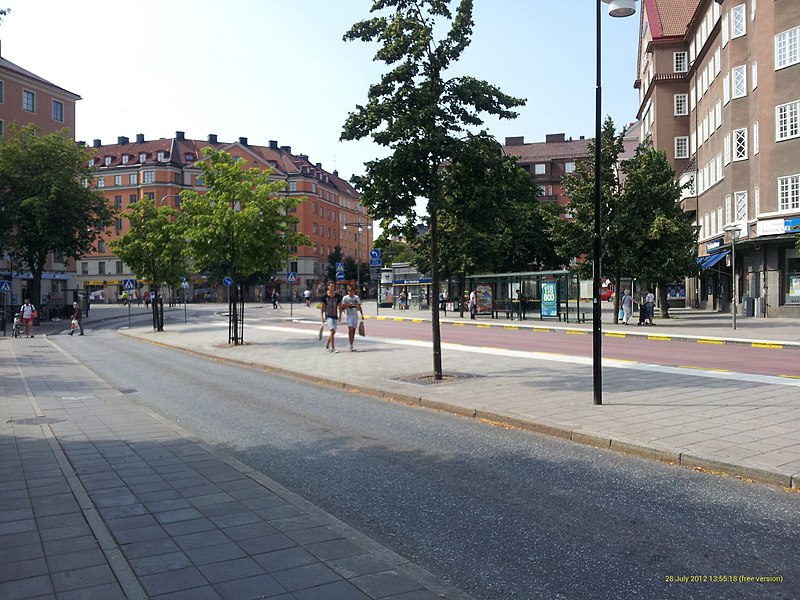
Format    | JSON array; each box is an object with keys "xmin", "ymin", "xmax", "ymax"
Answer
[{"xmin": 119, "ymin": 330, "xmax": 800, "ymax": 491}]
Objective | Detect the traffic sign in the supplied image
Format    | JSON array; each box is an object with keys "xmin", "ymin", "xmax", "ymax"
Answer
[
  {"xmin": 370, "ymin": 248, "xmax": 381, "ymax": 259},
  {"xmin": 181, "ymin": 281, "xmax": 189, "ymax": 289},
  {"xmin": 335, "ymin": 271, "xmax": 345, "ymax": 281},
  {"xmin": 287, "ymin": 272, "xmax": 298, "ymax": 284},
  {"xmin": 369, "ymin": 258, "xmax": 383, "ymax": 267},
  {"xmin": 223, "ymin": 276, "xmax": 233, "ymax": 287},
  {"xmin": 0, "ymin": 280, "xmax": 11, "ymax": 293},
  {"xmin": 122, "ymin": 279, "xmax": 136, "ymax": 290},
  {"xmin": 336, "ymin": 262, "xmax": 345, "ymax": 273}
]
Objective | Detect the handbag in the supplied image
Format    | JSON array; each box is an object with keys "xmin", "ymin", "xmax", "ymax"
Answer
[
  {"xmin": 358, "ymin": 321, "xmax": 365, "ymax": 337},
  {"xmin": 618, "ymin": 309, "xmax": 624, "ymax": 320},
  {"xmin": 71, "ymin": 319, "xmax": 78, "ymax": 329}
]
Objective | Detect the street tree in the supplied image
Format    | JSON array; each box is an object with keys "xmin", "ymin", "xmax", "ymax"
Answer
[
  {"xmin": 110, "ymin": 200, "xmax": 189, "ymax": 296},
  {"xmin": 179, "ymin": 148, "xmax": 310, "ymax": 342},
  {"xmin": 546, "ymin": 119, "xmax": 627, "ymax": 311},
  {"xmin": 619, "ymin": 144, "xmax": 697, "ymax": 317},
  {"xmin": 0, "ymin": 124, "xmax": 113, "ymax": 307},
  {"xmin": 341, "ymin": 0, "xmax": 524, "ymax": 379}
]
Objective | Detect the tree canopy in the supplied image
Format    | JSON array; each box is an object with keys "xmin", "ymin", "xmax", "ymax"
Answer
[
  {"xmin": 341, "ymin": 0, "xmax": 524, "ymax": 378},
  {"xmin": 0, "ymin": 124, "xmax": 113, "ymax": 306}
]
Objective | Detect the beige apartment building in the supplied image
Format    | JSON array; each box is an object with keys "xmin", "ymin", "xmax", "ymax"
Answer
[{"xmin": 637, "ymin": 0, "xmax": 800, "ymax": 317}]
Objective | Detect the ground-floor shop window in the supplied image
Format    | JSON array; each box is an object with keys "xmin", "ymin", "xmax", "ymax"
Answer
[{"xmin": 786, "ymin": 249, "xmax": 800, "ymax": 305}]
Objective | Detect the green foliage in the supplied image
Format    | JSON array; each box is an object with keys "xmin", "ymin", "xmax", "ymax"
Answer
[
  {"xmin": 326, "ymin": 245, "xmax": 344, "ymax": 283},
  {"xmin": 110, "ymin": 200, "xmax": 188, "ymax": 288},
  {"xmin": 179, "ymin": 148, "xmax": 311, "ymax": 283},
  {"xmin": 0, "ymin": 124, "xmax": 114, "ymax": 305},
  {"xmin": 342, "ymin": 0, "xmax": 525, "ymax": 377}
]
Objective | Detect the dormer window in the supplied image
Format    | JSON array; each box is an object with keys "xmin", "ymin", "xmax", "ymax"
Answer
[
  {"xmin": 88, "ymin": 158, "xmax": 95, "ymax": 167},
  {"xmin": 104, "ymin": 156, "xmax": 112, "ymax": 167},
  {"xmin": 139, "ymin": 153, "xmax": 147, "ymax": 163},
  {"xmin": 157, "ymin": 151, "xmax": 166, "ymax": 161},
  {"xmin": 122, "ymin": 155, "xmax": 129, "ymax": 165},
  {"xmin": 184, "ymin": 153, "xmax": 194, "ymax": 162}
]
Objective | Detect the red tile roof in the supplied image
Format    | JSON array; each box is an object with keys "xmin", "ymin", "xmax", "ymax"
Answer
[{"xmin": 643, "ymin": 0, "xmax": 701, "ymax": 40}]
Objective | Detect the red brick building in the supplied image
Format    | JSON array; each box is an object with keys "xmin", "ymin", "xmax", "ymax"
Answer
[{"xmin": 84, "ymin": 132, "xmax": 370, "ymax": 301}]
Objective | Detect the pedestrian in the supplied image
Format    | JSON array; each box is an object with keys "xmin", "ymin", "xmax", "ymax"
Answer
[
  {"xmin": 12, "ymin": 313, "xmax": 22, "ymax": 338},
  {"xmin": 621, "ymin": 289, "xmax": 633, "ymax": 325},
  {"xmin": 20, "ymin": 298, "xmax": 36, "ymax": 337},
  {"xmin": 469, "ymin": 288, "xmax": 478, "ymax": 319},
  {"xmin": 645, "ymin": 288, "xmax": 656, "ymax": 325},
  {"xmin": 399, "ymin": 289, "xmax": 407, "ymax": 311},
  {"xmin": 144, "ymin": 293, "xmax": 151, "ymax": 309},
  {"xmin": 68, "ymin": 301, "xmax": 84, "ymax": 336},
  {"xmin": 304, "ymin": 288, "xmax": 312, "ymax": 307},
  {"xmin": 340, "ymin": 285, "xmax": 364, "ymax": 352},
  {"xmin": 121, "ymin": 291, "xmax": 128, "ymax": 306},
  {"xmin": 271, "ymin": 289, "xmax": 279, "ymax": 309},
  {"xmin": 320, "ymin": 282, "xmax": 343, "ymax": 353}
]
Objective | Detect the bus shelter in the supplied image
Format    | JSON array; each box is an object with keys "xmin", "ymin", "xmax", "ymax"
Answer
[{"xmin": 465, "ymin": 270, "xmax": 588, "ymax": 322}]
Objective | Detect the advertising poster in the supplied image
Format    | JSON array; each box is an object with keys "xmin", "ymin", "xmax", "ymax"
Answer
[
  {"xmin": 540, "ymin": 281, "xmax": 558, "ymax": 317},
  {"xmin": 476, "ymin": 284, "xmax": 493, "ymax": 314}
]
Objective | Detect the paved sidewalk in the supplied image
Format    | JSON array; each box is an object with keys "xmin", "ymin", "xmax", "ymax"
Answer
[
  {"xmin": 109, "ymin": 302, "xmax": 800, "ymax": 491},
  {"xmin": 0, "ymin": 337, "xmax": 473, "ymax": 599}
]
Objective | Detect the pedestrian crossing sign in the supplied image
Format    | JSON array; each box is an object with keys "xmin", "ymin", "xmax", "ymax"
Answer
[
  {"xmin": 287, "ymin": 272, "xmax": 297, "ymax": 284},
  {"xmin": 123, "ymin": 279, "xmax": 136, "ymax": 290},
  {"xmin": 0, "ymin": 280, "xmax": 11, "ymax": 292}
]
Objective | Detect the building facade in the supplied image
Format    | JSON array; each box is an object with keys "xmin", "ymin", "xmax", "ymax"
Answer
[
  {"xmin": 0, "ymin": 47, "xmax": 81, "ymax": 308},
  {"xmin": 637, "ymin": 0, "xmax": 800, "ymax": 317},
  {"xmin": 84, "ymin": 132, "xmax": 369, "ymax": 302}
]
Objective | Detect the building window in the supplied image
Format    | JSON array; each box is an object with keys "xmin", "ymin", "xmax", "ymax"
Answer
[
  {"xmin": 731, "ymin": 4, "xmax": 746, "ymax": 38},
  {"xmin": 114, "ymin": 175, "xmax": 122, "ymax": 186},
  {"xmin": 98, "ymin": 262, "xmax": 106, "ymax": 275},
  {"xmin": 755, "ymin": 186, "xmax": 760, "ymax": 216},
  {"xmin": 129, "ymin": 194, "xmax": 137, "ymax": 204},
  {"xmin": 674, "ymin": 94, "xmax": 688, "ymax": 116},
  {"xmin": 81, "ymin": 262, "xmax": 88, "ymax": 275},
  {"xmin": 98, "ymin": 240, "xmax": 106, "ymax": 253},
  {"xmin": 122, "ymin": 155, "xmax": 129, "ymax": 165},
  {"xmin": 723, "ymin": 74, "xmax": 731, "ymax": 105},
  {"xmin": 104, "ymin": 156, "xmax": 112, "ymax": 167},
  {"xmin": 776, "ymin": 100, "xmax": 800, "ymax": 141},
  {"xmin": 734, "ymin": 191, "xmax": 747, "ymax": 221},
  {"xmin": 289, "ymin": 181, "xmax": 297, "ymax": 192},
  {"xmin": 734, "ymin": 128, "xmax": 748, "ymax": 160},
  {"xmin": 675, "ymin": 137, "xmax": 689, "ymax": 159},
  {"xmin": 0, "ymin": 80, "xmax": 4, "ymax": 103},
  {"xmin": 115, "ymin": 218, "xmax": 123, "ymax": 231},
  {"xmin": 144, "ymin": 192, "xmax": 154, "ymax": 201},
  {"xmin": 724, "ymin": 133, "xmax": 732, "ymax": 164},
  {"xmin": 786, "ymin": 249, "xmax": 800, "ymax": 305},
  {"xmin": 139, "ymin": 153, "xmax": 147, "ymax": 163},
  {"xmin": 143, "ymin": 170, "xmax": 155, "ymax": 184},
  {"xmin": 116, "ymin": 261, "xmax": 124, "ymax": 275},
  {"xmin": 779, "ymin": 174, "xmax": 800, "ymax": 211},
  {"xmin": 722, "ymin": 13, "xmax": 730, "ymax": 47},
  {"xmin": 22, "ymin": 90, "xmax": 35, "ymax": 112},
  {"xmin": 114, "ymin": 195, "xmax": 122, "ymax": 209},
  {"xmin": 674, "ymin": 51, "xmax": 688, "ymax": 73},
  {"xmin": 52, "ymin": 100, "xmax": 64, "ymax": 122},
  {"xmin": 96, "ymin": 177, "xmax": 105, "ymax": 188},
  {"xmin": 564, "ymin": 162, "xmax": 576, "ymax": 173},
  {"xmin": 776, "ymin": 27, "xmax": 799, "ymax": 70},
  {"xmin": 534, "ymin": 163, "xmax": 546, "ymax": 175},
  {"xmin": 752, "ymin": 62, "xmax": 758, "ymax": 90},
  {"xmin": 732, "ymin": 66, "xmax": 747, "ymax": 98}
]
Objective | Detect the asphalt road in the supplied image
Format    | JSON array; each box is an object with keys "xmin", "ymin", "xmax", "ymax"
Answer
[{"xmin": 52, "ymin": 328, "xmax": 800, "ymax": 600}]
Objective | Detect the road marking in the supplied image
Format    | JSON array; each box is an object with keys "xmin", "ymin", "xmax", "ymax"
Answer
[
  {"xmin": 752, "ymin": 342, "xmax": 783, "ymax": 349},
  {"xmin": 697, "ymin": 339, "xmax": 724, "ymax": 345}
]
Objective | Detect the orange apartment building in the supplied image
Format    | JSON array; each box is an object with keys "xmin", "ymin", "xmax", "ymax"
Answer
[
  {"xmin": 0, "ymin": 45, "xmax": 81, "ymax": 307},
  {"xmin": 637, "ymin": 0, "xmax": 800, "ymax": 317},
  {"xmin": 84, "ymin": 132, "xmax": 370, "ymax": 302}
]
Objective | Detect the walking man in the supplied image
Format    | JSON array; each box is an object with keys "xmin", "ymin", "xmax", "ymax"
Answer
[
  {"xmin": 340, "ymin": 285, "xmax": 364, "ymax": 352},
  {"xmin": 320, "ymin": 282, "xmax": 343, "ymax": 353},
  {"xmin": 68, "ymin": 301, "xmax": 84, "ymax": 336}
]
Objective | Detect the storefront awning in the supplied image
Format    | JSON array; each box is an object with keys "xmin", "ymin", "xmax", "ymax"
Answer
[{"xmin": 697, "ymin": 250, "xmax": 730, "ymax": 270}]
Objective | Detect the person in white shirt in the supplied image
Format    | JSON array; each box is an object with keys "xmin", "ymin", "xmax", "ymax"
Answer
[
  {"xmin": 20, "ymin": 298, "xmax": 36, "ymax": 337},
  {"xmin": 340, "ymin": 286, "xmax": 364, "ymax": 352}
]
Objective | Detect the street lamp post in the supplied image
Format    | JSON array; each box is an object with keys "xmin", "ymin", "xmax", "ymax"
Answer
[
  {"xmin": 723, "ymin": 224, "xmax": 741, "ymax": 330},
  {"xmin": 594, "ymin": 0, "xmax": 637, "ymax": 406},
  {"xmin": 342, "ymin": 221, "xmax": 372, "ymax": 295}
]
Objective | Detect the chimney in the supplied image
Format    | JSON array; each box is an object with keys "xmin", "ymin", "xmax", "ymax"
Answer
[
  {"xmin": 333, "ymin": 170, "xmax": 339, "ymax": 178},
  {"xmin": 269, "ymin": 140, "xmax": 278, "ymax": 149},
  {"xmin": 545, "ymin": 133, "xmax": 566, "ymax": 143},
  {"xmin": 280, "ymin": 145, "xmax": 292, "ymax": 153},
  {"xmin": 93, "ymin": 139, "xmax": 102, "ymax": 148},
  {"xmin": 505, "ymin": 136, "xmax": 525, "ymax": 146},
  {"xmin": 316, "ymin": 163, "xmax": 323, "ymax": 169},
  {"xmin": 176, "ymin": 131, "xmax": 185, "ymax": 141},
  {"xmin": 238, "ymin": 137, "xmax": 248, "ymax": 145},
  {"xmin": 136, "ymin": 133, "xmax": 145, "ymax": 143},
  {"xmin": 208, "ymin": 134, "xmax": 218, "ymax": 144},
  {"xmin": 299, "ymin": 154, "xmax": 309, "ymax": 161},
  {"xmin": 117, "ymin": 136, "xmax": 129, "ymax": 145}
]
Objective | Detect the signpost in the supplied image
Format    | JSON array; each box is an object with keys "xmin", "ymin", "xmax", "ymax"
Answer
[
  {"xmin": 287, "ymin": 271, "xmax": 297, "ymax": 318},
  {"xmin": 181, "ymin": 278, "xmax": 189, "ymax": 324},
  {"xmin": 0, "ymin": 279, "xmax": 10, "ymax": 336},
  {"xmin": 123, "ymin": 279, "xmax": 136, "ymax": 328},
  {"xmin": 370, "ymin": 248, "xmax": 382, "ymax": 315}
]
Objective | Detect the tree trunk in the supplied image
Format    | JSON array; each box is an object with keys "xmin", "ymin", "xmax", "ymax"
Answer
[
  {"xmin": 430, "ymin": 210, "xmax": 443, "ymax": 380},
  {"xmin": 658, "ymin": 282, "xmax": 671, "ymax": 318}
]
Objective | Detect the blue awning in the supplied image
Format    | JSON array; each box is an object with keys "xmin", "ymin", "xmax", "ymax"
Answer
[{"xmin": 698, "ymin": 250, "xmax": 730, "ymax": 270}]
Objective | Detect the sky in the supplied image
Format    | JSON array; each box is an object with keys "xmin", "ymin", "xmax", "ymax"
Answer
[{"xmin": 1, "ymin": 0, "xmax": 641, "ymax": 225}]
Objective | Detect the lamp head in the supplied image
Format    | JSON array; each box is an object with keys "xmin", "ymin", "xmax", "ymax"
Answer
[{"xmin": 602, "ymin": 0, "xmax": 636, "ymax": 18}]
